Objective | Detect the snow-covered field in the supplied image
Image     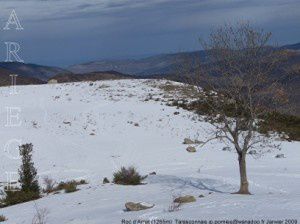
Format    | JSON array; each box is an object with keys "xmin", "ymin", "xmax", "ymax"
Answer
[{"xmin": 0, "ymin": 79, "xmax": 299, "ymax": 224}]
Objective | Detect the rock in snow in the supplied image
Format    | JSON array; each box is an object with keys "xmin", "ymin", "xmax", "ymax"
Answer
[
  {"xmin": 183, "ymin": 138, "xmax": 195, "ymax": 144},
  {"xmin": 125, "ymin": 202, "xmax": 155, "ymax": 211},
  {"xmin": 275, "ymin": 154, "xmax": 285, "ymax": 158},
  {"xmin": 248, "ymin": 150, "xmax": 257, "ymax": 155},
  {"xmin": 186, "ymin": 146, "xmax": 197, "ymax": 153},
  {"xmin": 222, "ymin": 146, "xmax": 231, "ymax": 151},
  {"xmin": 174, "ymin": 195, "xmax": 196, "ymax": 204}
]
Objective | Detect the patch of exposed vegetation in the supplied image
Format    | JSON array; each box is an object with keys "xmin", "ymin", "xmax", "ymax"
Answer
[
  {"xmin": 259, "ymin": 112, "xmax": 300, "ymax": 141},
  {"xmin": 1, "ymin": 190, "xmax": 40, "ymax": 207},
  {"xmin": 50, "ymin": 179, "xmax": 87, "ymax": 194},
  {"xmin": 0, "ymin": 215, "xmax": 7, "ymax": 222},
  {"xmin": 113, "ymin": 166, "xmax": 146, "ymax": 185},
  {"xmin": 169, "ymin": 97, "xmax": 300, "ymax": 141},
  {"xmin": 158, "ymin": 82, "xmax": 199, "ymax": 99}
]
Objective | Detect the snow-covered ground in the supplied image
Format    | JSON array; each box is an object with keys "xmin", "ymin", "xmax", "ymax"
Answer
[{"xmin": 0, "ymin": 79, "xmax": 299, "ymax": 223}]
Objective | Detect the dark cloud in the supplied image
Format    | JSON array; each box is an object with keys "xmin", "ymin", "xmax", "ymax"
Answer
[{"xmin": 0, "ymin": 0, "xmax": 299, "ymax": 66}]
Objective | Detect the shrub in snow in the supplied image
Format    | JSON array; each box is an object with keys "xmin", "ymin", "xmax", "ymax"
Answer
[
  {"xmin": 167, "ymin": 201, "xmax": 182, "ymax": 212},
  {"xmin": 167, "ymin": 196, "xmax": 182, "ymax": 213},
  {"xmin": 32, "ymin": 204, "xmax": 49, "ymax": 224},
  {"xmin": 3, "ymin": 190, "xmax": 40, "ymax": 207},
  {"xmin": 0, "ymin": 215, "xmax": 7, "ymax": 222},
  {"xmin": 62, "ymin": 182, "xmax": 77, "ymax": 193},
  {"xmin": 78, "ymin": 179, "xmax": 88, "ymax": 185},
  {"xmin": 103, "ymin": 177, "xmax": 110, "ymax": 184},
  {"xmin": 113, "ymin": 166, "xmax": 146, "ymax": 185},
  {"xmin": 47, "ymin": 179, "xmax": 86, "ymax": 194},
  {"xmin": 56, "ymin": 180, "xmax": 85, "ymax": 193},
  {"xmin": 43, "ymin": 176, "xmax": 56, "ymax": 194}
]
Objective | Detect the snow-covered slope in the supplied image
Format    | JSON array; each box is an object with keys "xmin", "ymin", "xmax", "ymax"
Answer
[{"xmin": 0, "ymin": 79, "xmax": 299, "ymax": 223}]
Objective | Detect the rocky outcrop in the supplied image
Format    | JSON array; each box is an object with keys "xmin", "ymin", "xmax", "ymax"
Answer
[
  {"xmin": 125, "ymin": 202, "xmax": 154, "ymax": 211},
  {"xmin": 173, "ymin": 195, "xmax": 196, "ymax": 204}
]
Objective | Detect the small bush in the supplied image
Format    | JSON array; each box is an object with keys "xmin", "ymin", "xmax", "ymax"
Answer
[
  {"xmin": 113, "ymin": 166, "xmax": 146, "ymax": 185},
  {"xmin": 55, "ymin": 180, "xmax": 86, "ymax": 193},
  {"xmin": 103, "ymin": 177, "xmax": 110, "ymax": 184},
  {"xmin": 167, "ymin": 201, "xmax": 182, "ymax": 212},
  {"xmin": 43, "ymin": 176, "xmax": 56, "ymax": 194},
  {"xmin": 32, "ymin": 204, "xmax": 49, "ymax": 224},
  {"xmin": 63, "ymin": 182, "xmax": 77, "ymax": 193},
  {"xmin": 46, "ymin": 179, "xmax": 87, "ymax": 194},
  {"xmin": 0, "ymin": 215, "xmax": 7, "ymax": 222},
  {"xmin": 166, "ymin": 195, "xmax": 183, "ymax": 212},
  {"xmin": 78, "ymin": 179, "xmax": 88, "ymax": 185},
  {"xmin": 2, "ymin": 190, "xmax": 40, "ymax": 207}
]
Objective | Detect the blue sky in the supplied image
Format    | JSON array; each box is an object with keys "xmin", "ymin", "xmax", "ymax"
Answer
[{"xmin": 0, "ymin": 0, "xmax": 299, "ymax": 67}]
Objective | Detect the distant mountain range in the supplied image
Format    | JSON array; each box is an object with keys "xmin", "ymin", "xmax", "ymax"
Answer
[
  {"xmin": 0, "ymin": 66, "xmax": 45, "ymax": 86},
  {"xmin": 0, "ymin": 42, "xmax": 298, "ymax": 114},
  {"xmin": 0, "ymin": 42, "xmax": 299, "ymax": 85},
  {"xmin": 0, "ymin": 62, "xmax": 67, "ymax": 81},
  {"xmin": 281, "ymin": 42, "xmax": 300, "ymax": 50},
  {"xmin": 68, "ymin": 43, "xmax": 300, "ymax": 76},
  {"xmin": 68, "ymin": 51, "xmax": 205, "ymax": 76}
]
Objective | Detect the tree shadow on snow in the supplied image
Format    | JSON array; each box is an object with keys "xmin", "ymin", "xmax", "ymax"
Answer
[{"xmin": 147, "ymin": 175, "xmax": 235, "ymax": 193}]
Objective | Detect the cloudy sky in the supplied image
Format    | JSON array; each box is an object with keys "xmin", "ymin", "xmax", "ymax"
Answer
[{"xmin": 0, "ymin": 0, "xmax": 299, "ymax": 67}]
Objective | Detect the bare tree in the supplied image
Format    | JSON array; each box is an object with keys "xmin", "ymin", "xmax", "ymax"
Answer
[{"xmin": 192, "ymin": 22, "xmax": 289, "ymax": 194}]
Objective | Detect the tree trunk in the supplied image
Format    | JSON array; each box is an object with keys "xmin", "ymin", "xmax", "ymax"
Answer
[{"xmin": 235, "ymin": 153, "xmax": 251, "ymax": 194}]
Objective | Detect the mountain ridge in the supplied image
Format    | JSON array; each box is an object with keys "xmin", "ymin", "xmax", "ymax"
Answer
[
  {"xmin": 0, "ymin": 42, "xmax": 299, "ymax": 87},
  {"xmin": 68, "ymin": 42, "xmax": 300, "ymax": 76},
  {"xmin": 0, "ymin": 62, "xmax": 68, "ymax": 81}
]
